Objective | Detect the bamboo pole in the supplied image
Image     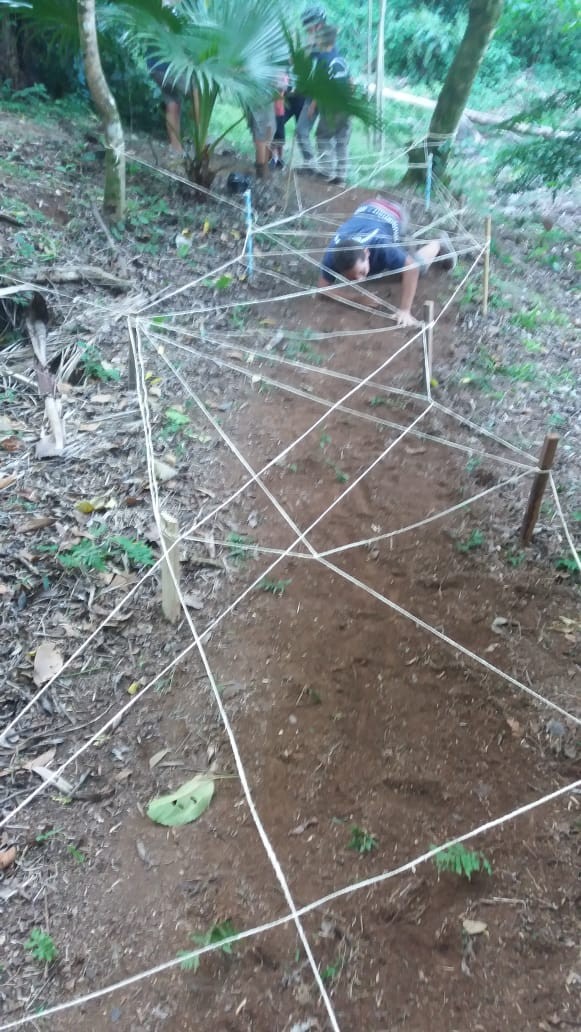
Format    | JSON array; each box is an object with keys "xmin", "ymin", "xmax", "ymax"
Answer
[
  {"xmin": 520, "ymin": 434, "xmax": 559, "ymax": 546},
  {"xmin": 423, "ymin": 300, "xmax": 434, "ymax": 386},
  {"xmin": 482, "ymin": 215, "xmax": 492, "ymax": 316},
  {"xmin": 160, "ymin": 510, "xmax": 181, "ymax": 624},
  {"xmin": 284, "ymin": 132, "xmax": 297, "ymax": 212}
]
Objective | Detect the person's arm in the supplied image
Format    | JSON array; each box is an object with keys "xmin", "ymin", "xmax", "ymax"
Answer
[{"xmin": 396, "ymin": 256, "xmax": 421, "ymax": 326}]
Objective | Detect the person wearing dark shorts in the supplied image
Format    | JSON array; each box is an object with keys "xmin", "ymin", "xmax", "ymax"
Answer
[
  {"xmin": 146, "ymin": 56, "xmax": 184, "ymax": 154},
  {"xmin": 317, "ymin": 197, "xmax": 456, "ymax": 326}
]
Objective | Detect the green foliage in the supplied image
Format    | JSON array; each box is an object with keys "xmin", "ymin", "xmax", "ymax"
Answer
[
  {"xmin": 494, "ymin": 88, "xmax": 581, "ymax": 196},
  {"xmin": 178, "ymin": 920, "xmax": 238, "ymax": 973},
  {"xmin": 41, "ymin": 524, "xmax": 154, "ymax": 574},
  {"xmin": 348, "ymin": 825, "xmax": 378, "ymax": 854},
  {"xmin": 496, "ymin": 0, "xmax": 581, "ymax": 70},
  {"xmin": 385, "ymin": 7, "xmax": 463, "ymax": 84},
  {"xmin": 555, "ymin": 555, "xmax": 580, "ymax": 578},
  {"xmin": 456, "ymin": 529, "xmax": 485, "ymax": 553},
  {"xmin": 24, "ymin": 929, "xmax": 58, "ymax": 964},
  {"xmin": 431, "ymin": 843, "xmax": 492, "ymax": 880},
  {"xmin": 259, "ymin": 578, "xmax": 291, "ymax": 596},
  {"xmin": 226, "ymin": 531, "xmax": 255, "ymax": 562},
  {"xmin": 78, "ymin": 342, "xmax": 121, "ymax": 383}
]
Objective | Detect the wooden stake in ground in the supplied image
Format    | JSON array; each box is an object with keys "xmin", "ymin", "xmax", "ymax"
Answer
[
  {"xmin": 520, "ymin": 434, "xmax": 559, "ymax": 546},
  {"xmin": 160, "ymin": 510, "xmax": 181, "ymax": 624},
  {"xmin": 482, "ymin": 215, "xmax": 492, "ymax": 316},
  {"xmin": 127, "ymin": 336, "xmax": 137, "ymax": 391},
  {"xmin": 423, "ymin": 300, "xmax": 434, "ymax": 387}
]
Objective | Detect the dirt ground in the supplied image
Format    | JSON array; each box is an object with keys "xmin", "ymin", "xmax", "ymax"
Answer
[{"xmin": 1, "ymin": 106, "xmax": 580, "ymax": 1032}]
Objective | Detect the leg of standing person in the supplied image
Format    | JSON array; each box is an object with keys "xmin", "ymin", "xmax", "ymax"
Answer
[
  {"xmin": 296, "ymin": 100, "xmax": 318, "ymax": 167},
  {"xmin": 315, "ymin": 113, "xmax": 334, "ymax": 178},
  {"xmin": 165, "ymin": 97, "xmax": 182, "ymax": 154},
  {"xmin": 250, "ymin": 106, "xmax": 275, "ymax": 179},
  {"xmin": 331, "ymin": 116, "xmax": 350, "ymax": 185}
]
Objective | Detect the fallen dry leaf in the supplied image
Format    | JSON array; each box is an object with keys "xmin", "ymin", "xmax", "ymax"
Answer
[
  {"xmin": 31, "ymin": 765, "xmax": 73, "ymax": 794},
  {"xmin": 23, "ymin": 747, "xmax": 56, "ymax": 770},
  {"xmin": 1, "ymin": 436, "xmax": 22, "ymax": 452},
  {"xmin": 462, "ymin": 918, "xmax": 488, "ymax": 936},
  {"xmin": 0, "ymin": 845, "xmax": 17, "ymax": 870},
  {"xmin": 33, "ymin": 642, "xmax": 64, "ymax": 686},
  {"xmin": 21, "ymin": 516, "xmax": 55, "ymax": 533},
  {"xmin": 0, "ymin": 474, "xmax": 17, "ymax": 491},
  {"xmin": 153, "ymin": 458, "xmax": 177, "ymax": 483},
  {"xmin": 506, "ymin": 718, "xmax": 523, "ymax": 738}
]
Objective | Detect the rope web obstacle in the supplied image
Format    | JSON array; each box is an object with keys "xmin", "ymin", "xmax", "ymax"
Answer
[{"xmin": 1, "ymin": 142, "xmax": 580, "ymax": 1030}]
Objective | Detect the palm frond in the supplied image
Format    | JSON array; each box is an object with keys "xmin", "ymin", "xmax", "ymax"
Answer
[
  {"xmin": 112, "ymin": 0, "xmax": 288, "ymax": 109},
  {"xmin": 286, "ymin": 31, "xmax": 383, "ymax": 132}
]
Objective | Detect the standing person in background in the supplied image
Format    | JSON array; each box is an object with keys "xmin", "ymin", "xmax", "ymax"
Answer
[
  {"xmin": 313, "ymin": 24, "xmax": 351, "ymax": 185},
  {"xmin": 279, "ymin": 5, "xmax": 327, "ymax": 172},
  {"xmin": 270, "ymin": 71, "xmax": 290, "ymax": 169},
  {"xmin": 146, "ymin": 55, "xmax": 184, "ymax": 154},
  {"xmin": 248, "ymin": 104, "xmax": 276, "ymax": 180}
]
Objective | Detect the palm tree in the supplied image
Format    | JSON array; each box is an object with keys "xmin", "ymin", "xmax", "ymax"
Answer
[{"xmin": 115, "ymin": 1, "xmax": 382, "ymax": 189}]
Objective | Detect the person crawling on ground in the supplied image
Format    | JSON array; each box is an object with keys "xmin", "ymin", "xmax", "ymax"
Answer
[{"xmin": 317, "ymin": 197, "xmax": 456, "ymax": 327}]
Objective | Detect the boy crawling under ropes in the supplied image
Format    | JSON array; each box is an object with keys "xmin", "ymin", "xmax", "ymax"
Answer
[{"xmin": 317, "ymin": 197, "xmax": 456, "ymax": 327}]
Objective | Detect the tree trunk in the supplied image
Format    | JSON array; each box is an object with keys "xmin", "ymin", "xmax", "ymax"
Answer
[
  {"xmin": 77, "ymin": 0, "xmax": 125, "ymax": 220},
  {"xmin": 374, "ymin": 0, "xmax": 387, "ymax": 150},
  {"xmin": 0, "ymin": 15, "xmax": 25, "ymax": 89},
  {"xmin": 406, "ymin": 0, "xmax": 504, "ymax": 182}
]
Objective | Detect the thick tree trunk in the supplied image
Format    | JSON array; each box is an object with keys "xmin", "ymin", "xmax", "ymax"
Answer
[
  {"xmin": 0, "ymin": 16, "xmax": 25, "ymax": 89},
  {"xmin": 406, "ymin": 0, "xmax": 504, "ymax": 182},
  {"xmin": 77, "ymin": 0, "xmax": 125, "ymax": 220}
]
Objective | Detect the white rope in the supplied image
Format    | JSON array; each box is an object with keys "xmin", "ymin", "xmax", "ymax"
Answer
[
  {"xmin": 132, "ymin": 323, "xmax": 340, "ymax": 1031},
  {"xmin": 149, "ymin": 326, "xmax": 538, "ymax": 473},
  {"xmin": 550, "ymin": 474, "xmax": 581, "ymax": 571},
  {"xmin": 1, "ymin": 322, "xmax": 425, "ymax": 803},
  {"xmin": 2, "ymin": 775, "xmax": 578, "ymax": 1030}
]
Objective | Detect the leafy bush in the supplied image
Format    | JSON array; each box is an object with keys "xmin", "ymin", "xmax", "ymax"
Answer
[
  {"xmin": 385, "ymin": 7, "xmax": 463, "ymax": 84},
  {"xmin": 494, "ymin": 87, "xmax": 581, "ymax": 196},
  {"xmin": 496, "ymin": 0, "xmax": 581, "ymax": 71}
]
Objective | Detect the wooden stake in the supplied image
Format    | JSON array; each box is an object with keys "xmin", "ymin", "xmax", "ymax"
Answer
[
  {"xmin": 482, "ymin": 215, "xmax": 492, "ymax": 316},
  {"xmin": 160, "ymin": 510, "xmax": 181, "ymax": 624},
  {"xmin": 284, "ymin": 132, "xmax": 297, "ymax": 212},
  {"xmin": 520, "ymin": 433, "xmax": 559, "ymax": 546},
  {"xmin": 423, "ymin": 300, "xmax": 434, "ymax": 386},
  {"xmin": 128, "ymin": 338, "xmax": 137, "ymax": 391}
]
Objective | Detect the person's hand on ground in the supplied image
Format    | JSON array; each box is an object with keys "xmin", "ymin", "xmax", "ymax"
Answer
[{"xmin": 395, "ymin": 308, "xmax": 419, "ymax": 327}]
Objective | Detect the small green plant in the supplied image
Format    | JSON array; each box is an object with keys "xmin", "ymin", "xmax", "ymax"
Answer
[
  {"xmin": 39, "ymin": 525, "xmax": 154, "ymax": 574},
  {"xmin": 465, "ymin": 456, "xmax": 481, "ymax": 474},
  {"xmin": 163, "ymin": 407, "xmax": 190, "ymax": 437},
  {"xmin": 555, "ymin": 555, "xmax": 580, "ymax": 578},
  {"xmin": 348, "ymin": 825, "xmax": 378, "ymax": 855},
  {"xmin": 226, "ymin": 532, "xmax": 255, "ymax": 562},
  {"xmin": 178, "ymin": 920, "xmax": 238, "ymax": 973},
  {"xmin": 431, "ymin": 843, "xmax": 492, "ymax": 880},
  {"xmin": 24, "ymin": 929, "xmax": 58, "ymax": 965},
  {"xmin": 319, "ymin": 432, "xmax": 332, "ymax": 449},
  {"xmin": 456, "ymin": 530, "xmax": 485, "ymax": 553},
  {"xmin": 368, "ymin": 395, "xmax": 388, "ymax": 408},
  {"xmin": 259, "ymin": 578, "xmax": 291, "ymax": 596},
  {"xmin": 321, "ymin": 958, "xmax": 342, "ymax": 983},
  {"xmin": 505, "ymin": 549, "xmax": 525, "ymax": 568},
  {"xmin": 333, "ymin": 466, "xmax": 349, "ymax": 484},
  {"xmin": 78, "ymin": 342, "xmax": 121, "ymax": 383}
]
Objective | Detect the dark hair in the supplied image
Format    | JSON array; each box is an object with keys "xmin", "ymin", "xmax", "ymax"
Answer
[{"xmin": 329, "ymin": 238, "xmax": 366, "ymax": 275}]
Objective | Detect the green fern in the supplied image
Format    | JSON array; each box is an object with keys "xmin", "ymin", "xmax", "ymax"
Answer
[
  {"xmin": 110, "ymin": 535, "xmax": 154, "ymax": 568},
  {"xmin": 431, "ymin": 843, "xmax": 492, "ymax": 880},
  {"xmin": 178, "ymin": 920, "xmax": 238, "ymax": 973},
  {"xmin": 40, "ymin": 525, "xmax": 154, "ymax": 574}
]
